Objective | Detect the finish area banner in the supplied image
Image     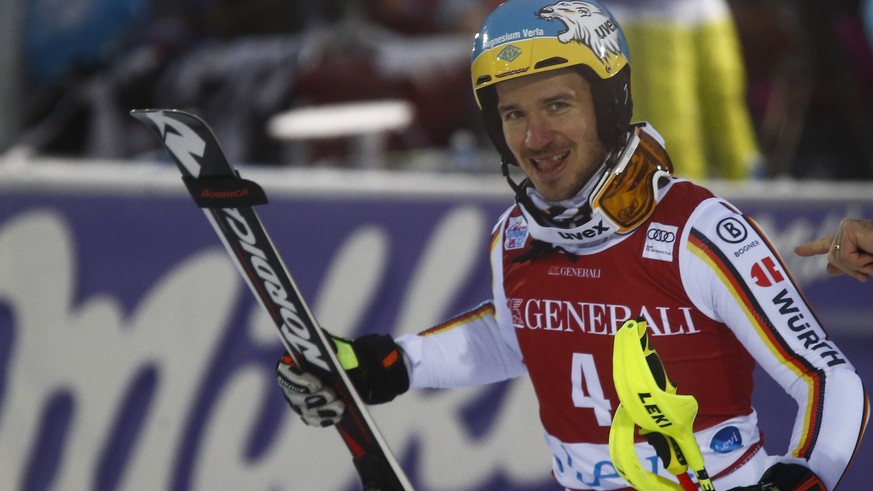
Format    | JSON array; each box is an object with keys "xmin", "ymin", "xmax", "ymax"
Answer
[{"xmin": 0, "ymin": 163, "xmax": 870, "ymax": 490}]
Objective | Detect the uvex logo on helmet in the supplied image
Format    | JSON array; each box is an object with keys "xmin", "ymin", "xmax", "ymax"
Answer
[{"xmin": 537, "ymin": 1, "xmax": 623, "ymax": 71}]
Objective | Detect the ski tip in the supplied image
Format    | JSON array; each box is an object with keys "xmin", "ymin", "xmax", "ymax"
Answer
[
  {"xmin": 129, "ymin": 108, "xmax": 234, "ymax": 179},
  {"xmin": 130, "ymin": 108, "xmax": 205, "ymax": 123}
]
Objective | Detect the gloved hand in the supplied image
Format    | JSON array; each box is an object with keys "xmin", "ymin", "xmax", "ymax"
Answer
[
  {"xmin": 332, "ymin": 333, "xmax": 410, "ymax": 405},
  {"xmin": 276, "ymin": 332, "xmax": 410, "ymax": 426},
  {"xmin": 276, "ymin": 353, "xmax": 345, "ymax": 427},
  {"xmin": 727, "ymin": 463, "xmax": 826, "ymax": 491}
]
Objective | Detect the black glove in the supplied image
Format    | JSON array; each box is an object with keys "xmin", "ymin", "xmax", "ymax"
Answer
[
  {"xmin": 332, "ymin": 333, "xmax": 410, "ymax": 404},
  {"xmin": 727, "ymin": 463, "xmax": 826, "ymax": 491}
]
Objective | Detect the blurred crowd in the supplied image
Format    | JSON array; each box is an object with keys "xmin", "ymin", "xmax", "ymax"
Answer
[{"xmin": 1, "ymin": 0, "xmax": 871, "ymax": 180}]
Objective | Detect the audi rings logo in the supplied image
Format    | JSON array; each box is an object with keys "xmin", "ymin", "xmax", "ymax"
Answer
[
  {"xmin": 643, "ymin": 222, "xmax": 678, "ymax": 262},
  {"xmin": 647, "ymin": 228, "xmax": 676, "ymax": 243}
]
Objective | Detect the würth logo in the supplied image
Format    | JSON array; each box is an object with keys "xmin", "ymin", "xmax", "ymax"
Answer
[{"xmin": 750, "ymin": 256, "xmax": 784, "ymax": 287}]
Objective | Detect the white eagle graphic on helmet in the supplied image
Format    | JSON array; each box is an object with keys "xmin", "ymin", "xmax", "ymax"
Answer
[{"xmin": 537, "ymin": 1, "xmax": 623, "ymax": 67}]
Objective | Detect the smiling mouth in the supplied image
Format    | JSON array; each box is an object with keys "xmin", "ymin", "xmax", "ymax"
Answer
[{"xmin": 530, "ymin": 151, "xmax": 570, "ymax": 176}]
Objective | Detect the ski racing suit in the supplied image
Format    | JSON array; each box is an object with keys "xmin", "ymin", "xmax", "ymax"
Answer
[{"xmin": 395, "ymin": 132, "xmax": 868, "ymax": 490}]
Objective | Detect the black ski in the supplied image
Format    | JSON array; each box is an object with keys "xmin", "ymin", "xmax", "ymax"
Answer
[{"xmin": 131, "ymin": 108, "xmax": 413, "ymax": 491}]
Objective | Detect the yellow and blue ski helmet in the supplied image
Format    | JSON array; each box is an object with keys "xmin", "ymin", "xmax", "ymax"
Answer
[{"xmin": 471, "ymin": 0, "xmax": 633, "ymax": 153}]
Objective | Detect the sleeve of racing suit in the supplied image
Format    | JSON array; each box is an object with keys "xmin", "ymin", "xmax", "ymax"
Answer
[
  {"xmin": 395, "ymin": 214, "xmax": 527, "ymax": 389},
  {"xmin": 396, "ymin": 300, "xmax": 527, "ymax": 389},
  {"xmin": 679, "ymin": 197, "xmax": 869, "ymax": 490}
]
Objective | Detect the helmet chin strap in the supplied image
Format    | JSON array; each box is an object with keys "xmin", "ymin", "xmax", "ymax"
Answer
[{"xmin": 501, "ymin": 159, "xmax": 548, "ymax": 220}]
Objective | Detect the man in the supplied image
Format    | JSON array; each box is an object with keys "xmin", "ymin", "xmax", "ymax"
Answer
[{"xmin": 277, "ymin": 1, "xmax": 868, "ymax": 489}]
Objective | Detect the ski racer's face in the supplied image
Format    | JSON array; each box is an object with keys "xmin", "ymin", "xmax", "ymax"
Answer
[{"xmin": 496, "ymin": 68, "xmax": 608, "ymax": 202}]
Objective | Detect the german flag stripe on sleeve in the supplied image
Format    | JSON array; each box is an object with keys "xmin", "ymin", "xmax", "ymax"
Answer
[
  {"xmin": 688, "ymin": 227, "xmax": 824, "ymax": 459},
  {"xmin": 418, "ymin": 302, "xmax": 495, "ymax": 337}
]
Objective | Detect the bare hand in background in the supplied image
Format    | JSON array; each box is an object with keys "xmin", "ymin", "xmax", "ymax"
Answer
[{"xmin": 795, "ymin": 218, "xmax": 873, "ymax": 282}]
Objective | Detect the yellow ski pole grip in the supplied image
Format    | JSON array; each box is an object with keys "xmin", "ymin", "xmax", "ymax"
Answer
[{"xmin": 609, "ymin": 318, "xmax": 715, "ymax": 490}]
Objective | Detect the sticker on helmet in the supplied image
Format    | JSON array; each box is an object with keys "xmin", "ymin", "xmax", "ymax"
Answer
[
  {"xmin": 497, "ymin": 44, "xmax": 523, "ymax": 63},
  {"xmin": 537, "ymin": 1, "xmax": 623, "ymax": 70}
]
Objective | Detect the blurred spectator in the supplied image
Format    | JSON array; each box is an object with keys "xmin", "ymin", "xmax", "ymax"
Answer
[
  {"xmin": 361, "ymin": 0, "xmax": 499, "ymax": 35},
  {"xmin": 11, "ymin": 0, "xmax": 493, "ymax": 168},
  {"xmin": 20, "ymin": 0, "xmax": 869, "ymax": 178},
  {"xmin": 21, "ymin": 0, "xmax": 336, "ymax": 87},
  {"xmin": 22, "ymin": 0, "xmax": 153, "ymax": 87},
  {"xmin": 363, "ymin": 0, "xmax": 445, "ymax": 36},
  {"xmin": 606, "ymin": 0, "xmax": 762, "ymax": 180},
  {"xmin": 436, "ymin": 0, "xmax": 499, "ymax": 34},
  {"xmin": 731, "ymin": 0, "xmax": 873, "ymax": 179},
  {"xmin": 15, "ymin": 0, "xmax": 326, "ymax": 160}
]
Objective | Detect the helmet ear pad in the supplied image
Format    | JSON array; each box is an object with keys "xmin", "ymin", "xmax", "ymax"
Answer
[
  {"xmin": 588, "ymin": 64, "xmax": 633, "ymax": 150},
  {"xmin": 478, "ymin": 64, "xmax": 633, "ymax": 167},
  {"xmin": 478, "ymin": 86, "xmax": 516, "ymax": 166}
]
